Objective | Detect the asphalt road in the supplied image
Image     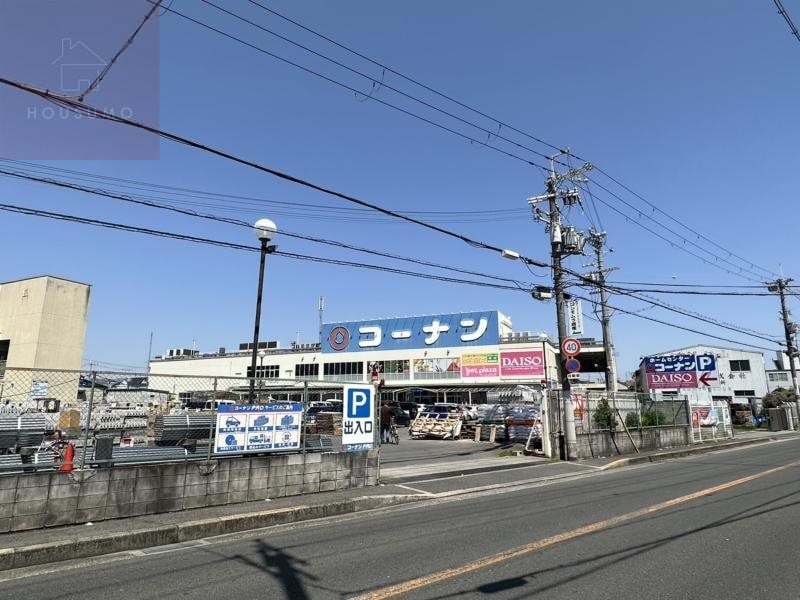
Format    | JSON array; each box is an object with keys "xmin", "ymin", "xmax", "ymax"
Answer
[{"xmin": 3, "ymin": 438, "xmax": 800, "ymax": 600}]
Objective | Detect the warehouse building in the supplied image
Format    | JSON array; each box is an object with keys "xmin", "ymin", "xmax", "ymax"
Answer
[{"xmin": 0, "ymin": 275, "xmax": 90, "ymax": 406}]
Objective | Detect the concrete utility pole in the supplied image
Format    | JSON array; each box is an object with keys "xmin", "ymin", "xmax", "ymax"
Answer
[
  {"xmin": 529, "ymin": 154, "xmax": 593, "ymax": 461},
  {"xmin": 588, "ymin": 231, "xmax": 618, "ymax": 395},
  {"xmin": 769, "ymin": 278, "xmax": 800, "ymax": 420}
]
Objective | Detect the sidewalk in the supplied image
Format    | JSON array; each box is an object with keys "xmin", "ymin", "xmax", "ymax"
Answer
[
  {"xmin": 1, "ymin": 429, "xmax": 795, "ymax": 573},
  {"xmin": 580, "ymin": 428, "xmax": 799, "ymax": 469}
]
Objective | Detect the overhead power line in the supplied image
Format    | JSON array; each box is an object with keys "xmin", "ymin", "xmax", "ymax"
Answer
[
  {"xmin": 0, "ymin": 167, "xmax": 531, "ymax": 289},
  {"xmin": 592, "ymin": 167, "xmax": 779, "ymax": 278},
  {"xmin": 146, "ymin": 0, "xmax": 552, "ymax": 173},
  {"xmin": 586, "ymin": 178, "xmax": 767, "ymax": 283},
  {"xmin": 192, "ymin": 0, "xmax": 559, "ymax": 167},
  {"xmin": 0, "ymin": 159, "xmax": 528, "ymax": 223},
  {"xmin": 0, "ymin": 202, "xmax": 529, "ymax": 293},
  {"xmin": 244, "ymin": 0, "xmax": 565, "ymax": 155},
  {"xmin": 231, "ymin": 1, "xmax": 778, "ymax": 280},
  {"xmin": 4, "ymin": 199, "xmax": 783, "ymax": 353},
  {"xmin": 77, "ymin": 0, "xmax": 162, "ymax": 101},
  {"xmin": 569, "ymin": 292, "xmax": 781, "ymax": 353},
  {"xmin": 772, "ymin": 0, "xmax": 800, "ymax": 43},
  {"xmin": 12, "ymin": 159, "xmax": 777, "ymax": 345},
  {"xmin": 0, "ymin": 75, "xmax": 550, "ymax": 269}
]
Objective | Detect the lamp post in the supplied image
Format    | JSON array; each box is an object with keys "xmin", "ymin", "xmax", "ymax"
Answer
[
  {"xmin": 249, "ymin": 218, "xmax": 277, "ymax": 403},
  {"xmin": 257, "ymin": 349, "xmax": 266, "ymax": 402}
]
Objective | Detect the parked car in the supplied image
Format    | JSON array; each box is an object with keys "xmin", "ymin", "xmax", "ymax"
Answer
[
  {"xmin": 396, "ymin": 401, "xmax": 422, "ymax": 420},
  {"xmin": 387, "ymin": 403, "xmax": 411, "ymax": 426}
]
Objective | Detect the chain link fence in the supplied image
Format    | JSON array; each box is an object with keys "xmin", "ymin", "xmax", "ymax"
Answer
[
  {"xmin": 572, "ymin": 391, "xmax": 689, "ymax": 434},
  {"xmin": 0, "ymin": 367, "xmax": 362, "ymax": 472}
]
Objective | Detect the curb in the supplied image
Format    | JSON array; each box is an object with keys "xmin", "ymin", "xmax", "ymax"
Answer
[
  {"xmin": 0, "ymin": 494, "xmax": 421, "ymax": 573},
  {"xmin": 381, "ymin": 460, "xmax": 544, "ymax": 484},
  {"xmin": 599, "ymin": 436, "xmax": 786, "ymax": 470}
]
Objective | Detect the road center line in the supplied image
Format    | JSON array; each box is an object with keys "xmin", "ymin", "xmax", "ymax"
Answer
[{"xmin": 352, "ymin": 458, "xmax": 800, "ymax": 600}]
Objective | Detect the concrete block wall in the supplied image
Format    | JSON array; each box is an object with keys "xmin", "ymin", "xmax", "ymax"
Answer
[
  {"xmin": 0, "ymin": 449, "xmax": 377, "ymax": 533},
  {"xmin": 576, "ymin": 426, "xmax": 690, "ymax": 459}
]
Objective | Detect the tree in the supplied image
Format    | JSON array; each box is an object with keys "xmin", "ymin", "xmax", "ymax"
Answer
[
  {"xmin": 763, "ymin": 387, "xmax": 795, "ymax": 410},
  {"xmin": 593, "ymin": 397, "xmax": 617, "ymax": 431}
]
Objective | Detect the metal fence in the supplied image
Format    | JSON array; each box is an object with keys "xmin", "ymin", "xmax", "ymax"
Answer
[
  {"xmin": 0, "ymin": 367, "xmax": 362, "ymax": 472},
  {"xmin": 578, "ymin": 391, "xmax": 690, "ymax": 433},
  {"xmin": 545, "ymin": 390, "xmax": 691, "ymax": 436}
]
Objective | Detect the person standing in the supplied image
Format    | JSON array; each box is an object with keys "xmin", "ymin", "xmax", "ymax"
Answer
[{"xmin": 380, "ymin": 402, "xmax": 393, "ymax": 443}]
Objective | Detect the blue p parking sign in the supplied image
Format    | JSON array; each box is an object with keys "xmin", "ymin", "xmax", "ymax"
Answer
[
  {"xmin": 343, "ymin": 385, "xmax": 374, "ymax": 449},
  {"xmin": 346, "ymin": 387, "xmax": 372, "ymax": 418}
]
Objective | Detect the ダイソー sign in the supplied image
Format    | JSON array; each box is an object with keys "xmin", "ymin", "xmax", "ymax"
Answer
[
  {"xmin": 644, "ymin": 353, "xmax": 718, "ymax": 390},
  {"xmin": 500, "ymin": 350, "xmax": 545, "ymax": 377}
]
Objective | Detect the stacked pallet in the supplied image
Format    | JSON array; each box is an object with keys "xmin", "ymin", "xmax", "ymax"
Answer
[
  {"xmin": 409, "ymin": 414, "xmax": 462, "ymax": 439},
  {"xmin": 314, "ymin": 413, "xmax": 342, "ymax": 436}
]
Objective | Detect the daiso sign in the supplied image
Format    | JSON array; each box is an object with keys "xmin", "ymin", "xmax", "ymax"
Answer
[{"xmin": 500, "ymin": 351, "xmax": 545, "ymax": 377}]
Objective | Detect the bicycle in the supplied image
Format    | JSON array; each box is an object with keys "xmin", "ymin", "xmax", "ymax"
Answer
[{"xmin": 389, "ymin": 420, "xmax": 400, "ymax": 445}]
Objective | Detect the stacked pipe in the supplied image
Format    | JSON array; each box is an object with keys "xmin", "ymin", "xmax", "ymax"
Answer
[
  {"xmin": 0, "ymin": 414, "xmax": 47, "ymax": 449},
  {"xmin": 88, "ymin": 446, "xmax": 189, "ymax": 464},
  {"xmin": 154, "ymin": 414, "xmax": 213, "ymax": 446}
]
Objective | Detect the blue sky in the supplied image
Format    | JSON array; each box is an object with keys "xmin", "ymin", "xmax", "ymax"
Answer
[{"xmin": 1, "ymin": 0, "xmax": 799, "ymax": 376}]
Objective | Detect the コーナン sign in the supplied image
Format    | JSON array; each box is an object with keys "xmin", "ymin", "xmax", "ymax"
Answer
[{"xmin": 500, "ymin": 351, "xmax": 545, "ymax": 377}]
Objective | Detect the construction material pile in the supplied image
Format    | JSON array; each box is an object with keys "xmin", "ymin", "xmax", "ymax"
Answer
[
  {"xmin": 0, "ymin": 414, "xmax": 48, "ymax": 449},
  {"xmin": 409, "ymin": 413, "xmax": 463, "ymax": 439},
  {"xmin": 154, "ymin": 414, "xmax": 213, "ymax": 446},
  {"xmin": 310, "ymin": 412, "xmax": 342, "ymax": 436}
]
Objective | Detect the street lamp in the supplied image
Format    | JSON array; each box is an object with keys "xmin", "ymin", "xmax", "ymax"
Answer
[{"xmin": 249, "ymin": 218, "xmax": 277, "ymax": 403}]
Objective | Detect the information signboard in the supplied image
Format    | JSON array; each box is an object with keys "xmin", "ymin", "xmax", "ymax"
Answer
[
  {"xmin": 214, "ymin": 403, "xmax": 302, "ymax": 454},
  {"xmin": 644, "ymin": 353, "xmax": 718, "ymax": 390},
  {"xmin": 343, "ymin": 384, "xmax": 374, "ymax": 451}
]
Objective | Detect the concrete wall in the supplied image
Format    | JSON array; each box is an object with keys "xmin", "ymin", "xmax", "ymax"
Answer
[
  {"xmin": 575, "ymin": 426, "xmax": 690, "ymax": 459},
  {"xmin": 0, "ymin": 450, "xmax": 377, "ymax": 532}
]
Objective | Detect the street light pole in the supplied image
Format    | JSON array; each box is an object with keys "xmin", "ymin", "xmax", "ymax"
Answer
[{"xmin": 249, "ymin": 218, "xmax": 277, "ymax": 403}]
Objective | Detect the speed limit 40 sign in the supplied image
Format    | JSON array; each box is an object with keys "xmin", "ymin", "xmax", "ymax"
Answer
[{"xmin": 561, "ymin": 337, "xmax": 582, "ymax": 357}]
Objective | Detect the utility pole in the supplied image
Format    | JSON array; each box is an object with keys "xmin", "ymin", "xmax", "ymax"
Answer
[
  {"xmin": 588, "ymin": 231, "xmax": 618, "ymax": 395},
  {"xmin": 318, "ymin": 296, "xmax": 325, "ymax": 346},
  {"xmin": 769, "ymin": 278, "xmax": 800, "ymax": 422},
  {"xmin": 529, "ymin": 155, "xmax": 593, "ymax": 461}
]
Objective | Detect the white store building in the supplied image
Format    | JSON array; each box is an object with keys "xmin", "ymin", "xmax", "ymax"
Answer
[{"xmin": 149, "ymin": 310, "xmax": 608, "ymax": 406}]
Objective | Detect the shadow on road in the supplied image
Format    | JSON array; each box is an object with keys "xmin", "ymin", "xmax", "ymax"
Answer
[
  {"xmin": 232, "ymin": 539, "xmax": 318, "ymax": 600},
  {"xmin": 420, "ymin": 481, "xmax": 800, "ymax": 599}
]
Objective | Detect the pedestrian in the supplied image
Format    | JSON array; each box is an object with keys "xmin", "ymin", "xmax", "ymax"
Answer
[{"xmin": 380, "ymin": 402, "xmax": 393, "ymax": 443}]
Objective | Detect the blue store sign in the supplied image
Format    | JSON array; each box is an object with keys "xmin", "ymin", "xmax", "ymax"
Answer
[{"xmin": 321, "ymin": 311, "xmax": 501, "ymax": 353}]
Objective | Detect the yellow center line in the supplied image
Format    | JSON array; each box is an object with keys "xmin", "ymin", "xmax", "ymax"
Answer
[{"xmin": 353, "ymin": 459, "xmax": 800, "ymax": 600}]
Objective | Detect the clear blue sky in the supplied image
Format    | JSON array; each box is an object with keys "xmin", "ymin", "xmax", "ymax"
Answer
[{"xmin": 2, "ymin": 0, "xmax": 798, "ymax": 376}]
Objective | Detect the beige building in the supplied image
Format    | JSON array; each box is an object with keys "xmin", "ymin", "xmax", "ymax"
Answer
[{"xmin": 0, "ymin": 276, "xmax": 90, "ymax": 406}]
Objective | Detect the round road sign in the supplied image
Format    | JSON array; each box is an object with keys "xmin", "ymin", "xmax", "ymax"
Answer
[
  {"xmin": 561, "ymin": 337, "xmax": 582, "ymax": 356},
  {"xmin": 565, "ymin": 358, "xmax": 581, "ymax": 373}
]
